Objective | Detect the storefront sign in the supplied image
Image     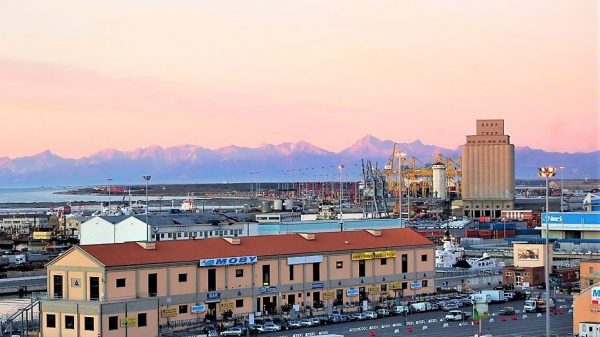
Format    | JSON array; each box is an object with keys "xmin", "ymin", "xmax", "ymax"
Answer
[
  {"xmin": 352, "ymin": 250, "xmax": 397, "ymax": 260},
  {"xmin": 220, "ymin": 301, "xmax": 234, "ymax": 311},
  {"xmin": 374, "ymin": 250, "xmax": 397, "ymax": 259},
  {"xmin": 199, "ymin": 255, "xmax": 258, "ymax": 267},
  {"xmin": 390, "ymin": 282, "xmax": 402, "ymax": 290},
  {"xmin": 161, "ymin": 307, "xmax": 177, "ymax": 317},
  {"xmin": 347, "ymin": 288, "xmax": 359, "ymax": 297},
  {"xmin": 191, "ymin": 304, "xmax": 207, "ymax": 314},
  {"xmin": 410, "ymin": 281, "xmax": 421, "ymax": 290},
  {"xmin": 592, "ymin": 287, "xmax": 600, "ymax": 304},
  {"xmin": 368, "ymin": 286, "xmax": 379, "ymax": 293},
  {"xmin": 258, "ymin": 286, "xmax": 278, "ymax": 294},
  {"xmin": 206, "ymin": 292, "xmax": 222, "ymax": 303},
  {"xmin": 323, "ymin": 291, "xmax": 336, "ymax": 301},
  {"xmin": 352, "ymin": 252, "xmax": 374, "ymax": 260},
  {"xmin": 287, "ymin": 255, "xmax": 323, "ymax": 265},
  {"xmin": 311, "ymin": 282, "xmax": 324, "ymax": 289},
  {"xmin": 120, "ymin": 317, "xmax": 137, "ymax": 327}
]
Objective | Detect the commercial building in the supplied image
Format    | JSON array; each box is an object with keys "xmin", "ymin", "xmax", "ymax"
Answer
[
  {"xmin": 502, "ymin": 243, "xmax": 552, "ymax": 288},
  {"xmin": 573, "ymin": 261, "xmax": 600, "ymax": 336},
  {"xmin": 461, "ymin": 119, "xmax": 515, "ymax": 218},
  {"xmin": 255, "ymin": 212, "xmax": 301, "ymax": 223},
  {"xmin": 41, "ymin": 228, "xmax": 434, "ymax": 337},
  {"xmin": 79, "ymin": 214, "xmax": 256, "ymax": 245},
  {"xmin": 539, "ymin": 212, "xmax": 600, "ymax": 249},
  {"xmin": 580, "ymin": 261, "xmax": 600, "ymax": 289}
]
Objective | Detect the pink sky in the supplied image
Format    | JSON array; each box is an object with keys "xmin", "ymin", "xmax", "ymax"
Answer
[{"xmin": 0, "ymin": 0, "xmax": 597, "ymax": 158}]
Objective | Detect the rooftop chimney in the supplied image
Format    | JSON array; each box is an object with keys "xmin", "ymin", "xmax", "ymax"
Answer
[
  {"xmin": 366, "ymin": 229, "xmax": 382, "ymax": 237},
  {"xmin": 298, "ymin": 233, "xmax": 316, "ymax": 241},
  {"xmin": 223, "ymin": 237, "xmax": 241, "ymax": 245},
  {"xmin": 136, "ymin": 241, "xmax": 156, "ymax": 250}
]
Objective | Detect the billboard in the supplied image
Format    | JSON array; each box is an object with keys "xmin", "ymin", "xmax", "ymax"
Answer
[
  {"xmin": 472, "ymin": 296, "xmax": 489, "ymax": 320},
  {"xmin": 199, "ymin": 255, "xmax": 257, "ymax": 267},
  {"xmin": 592, "ymin": 287, "xmax": 600, "ymax": 304},
  {"xmin": 33, "ymin": 232, "xmax": 52, "ymax": 240},
  {"xmin": 518, "ymin": 248, "xmax": 539, "ymax": 261}
]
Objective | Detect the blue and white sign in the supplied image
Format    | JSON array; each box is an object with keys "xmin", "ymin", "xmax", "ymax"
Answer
[
  {"xmin": 592, "ymin": 287, "xmax": 600, "ymax": 305},
  {"xmin": 199, "ymin": 255, "xmax": 258, "ymax": 267},
  {"xmin": 542, "ymin": 212, "xmax": 600, "ymax": 225},
  {"xmin": 347, "ymin": 288, "xmax": 359, "ymax": 297},
  {"xmin": 191, "ymin": 304, "xmax": 207, "ymax": 314},
  {"xmin": 311, "ymin": 282, "xmax": 324, "ymax": 289},
  {"xmin": 410, "ymin": 281, "xmax": 422, "ymax": 290},
  {"xmin": 206, "ymin": 292, "xmax": 221, "ymax": 303},
  {"xmin": 258, "ymin": 286, "xmax": 278, "ymax": 295}
]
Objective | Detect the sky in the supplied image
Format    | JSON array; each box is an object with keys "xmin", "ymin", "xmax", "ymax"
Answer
[{"xmin": 0, "ymin": 0, "xmax": 597, "ymax": 158}]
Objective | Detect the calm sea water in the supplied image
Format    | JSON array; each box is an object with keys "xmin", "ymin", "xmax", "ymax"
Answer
[{"xmin": 0, "ymin": 188, "xmax": 190, "ymax": 204}]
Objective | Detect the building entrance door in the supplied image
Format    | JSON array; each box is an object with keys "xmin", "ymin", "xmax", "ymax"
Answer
[
  {"xmin": 515, "ymin": 274, "xmax": 522, "ymax": 287},
  {"xmin": 287, "ymin": 294, "xmax": 295, "ymax": 306}
]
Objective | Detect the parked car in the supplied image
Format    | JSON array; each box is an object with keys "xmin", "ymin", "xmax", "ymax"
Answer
[
  {"xmin": 221, "ymin": 327, "xmax": 243, "ymax": 337},
  {"xmin": 248, "ymin": 324, "xmax": 264, "ymax": 334},
  {"xmin": 299, "ymin": 319, "xmax": 313, "ymax": 327},
  {"xmin": 392, "ymin": 305, "xmax": 410, "ymax": 315},
  {"xmin": 442, "ymin": 303, "xmax": 460, "ymax": 311},
  {"xmin": 287, "ymin": 320, "xmax": 302, "ymax": 329},
  {"xmin": 445, "ymin": 310, "xmax": 470, "ymax": 321},
  {"xmin": 376, "ymin": 308, "xmax": 391, "ymax": 317},
  {"xmin": 351, "ymin": 312, "xmax": 367, "ymax": 320},
  {"xmin": 499, "ymin": 307, "xmax": 516, "ymax": 316},
  {"xmin": 410, "ymin": 302, "xmax": 432, "ymax": 312},
  {"xmin": 364, "ymin": 311, "xmax": 378, "ymax": 319},
  {"xmin": 263, "ymin": 323, "xmax": 281, "ymax": 332}
]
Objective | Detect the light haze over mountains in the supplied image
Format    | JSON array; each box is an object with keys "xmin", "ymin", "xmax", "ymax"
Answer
[{"xmin": 0, "ymin": 136, "xmax": 597, "ymax": 187}]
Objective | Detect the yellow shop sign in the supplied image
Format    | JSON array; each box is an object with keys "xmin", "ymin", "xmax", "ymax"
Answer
[{"xmin": 352, "ymin": 250, "xmax": 396, "ymax": 260}]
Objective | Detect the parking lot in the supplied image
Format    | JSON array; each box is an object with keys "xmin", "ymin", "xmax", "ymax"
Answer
[{"xmin": 169, "ymin": 294, "xmax": 574, "ymax": 337}]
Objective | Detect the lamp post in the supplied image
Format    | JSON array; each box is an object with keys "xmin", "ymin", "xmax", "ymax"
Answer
[
  {"xmin": 143, "ymin": 175, "xmax": 152, "ymax": 241},
  {"xmin": 396, "ymin": 151, "xmax": 406, "ymax": 227},
  {"xmin": 538, "ymin": 166, "xmax": 556, "ymax": 337},
  {"xmin": 338, "ymin": 164, "xmax": 344, "ymax": 232},
  {"xmin": 559, "ymin": 165, "xmax": 565, "ymax": 212},
  {"xmin": 107, "ymin": 178, "xmax": 112, "ymax": 215}
]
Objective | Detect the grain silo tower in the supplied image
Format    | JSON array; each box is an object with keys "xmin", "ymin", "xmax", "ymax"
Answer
[{"xmin": 461, "ymin": 119, "xmax": 515, "ymax": 218}]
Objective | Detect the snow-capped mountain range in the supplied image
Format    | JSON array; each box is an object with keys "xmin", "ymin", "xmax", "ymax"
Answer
[{"xmin": 0, "ymin": 135, "xmax": 597, "ymax": 186}]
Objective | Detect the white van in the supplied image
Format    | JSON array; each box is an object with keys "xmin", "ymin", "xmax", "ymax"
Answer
[{"xmin": 409, "ymin": 302, "xmax": 432, "ymax": 312}]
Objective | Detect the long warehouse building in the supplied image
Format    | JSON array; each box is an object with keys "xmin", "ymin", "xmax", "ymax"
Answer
[{"xmin": 41, "ymin": 228, "xmax": 435, "ymax": 337}]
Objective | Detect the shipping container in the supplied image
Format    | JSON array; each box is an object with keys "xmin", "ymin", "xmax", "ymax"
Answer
[
  {"xmin": 477, "ymin": 223, "xmax": 491, "ymax": 230},
  {"xmin": 491, "ymin": 223, "xmax": 516, "ymax": 231},
  {"xmin": 465, "ymin": 230, "xmax": 480, "ymax": 237}
]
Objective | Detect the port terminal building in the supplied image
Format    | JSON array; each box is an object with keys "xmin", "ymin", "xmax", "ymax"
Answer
[
  {"xmin": 41, "ymin": 228, "xmax": 434, "ymax": 337},
  {"xmin": 539, "ymin": 212, "xmax": 600, "ymax": 248}
]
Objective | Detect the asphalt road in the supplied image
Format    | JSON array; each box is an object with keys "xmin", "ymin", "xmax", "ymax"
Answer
[{"xmin": 261, "ymin": 298, "xmax": 574, "ymax": 337}]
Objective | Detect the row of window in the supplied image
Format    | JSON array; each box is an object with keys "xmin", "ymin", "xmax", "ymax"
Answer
[
  {"xmin": 113, "ymin": 255, "xmax": 427, "ymax": 290},
  {"xmin": 467, "ymin": 139, "xmax": 507, "ymax": 144},
  {"xmin": 152, "ymin": 229, "xmax": 244, "ymax": 239},
  {"xmin": 47, "ymin": 313, "xmax": 147, "ymax": 330}
]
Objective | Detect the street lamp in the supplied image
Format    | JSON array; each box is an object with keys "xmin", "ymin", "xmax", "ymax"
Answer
[
  {"xmin": 395, "ymin": 151, "xmax": 406, "ymax": 227},
  {"xmin": 338, "ymin": 164, "xmax": 344, "ymax": 232},
  {"xmin": 107, "ymin": 178, "xmax": 113, "ymax": 215},
  {"xmin": 559, "ymin": 165, "xmax": 565, "ymax": 212},
  {"xmin": 538, "ymin": 166, "xmax": 556, "ymax": 337},
  {"xmin": 143, "ymin": 175, "xmax": 152, "ymax": 241}
]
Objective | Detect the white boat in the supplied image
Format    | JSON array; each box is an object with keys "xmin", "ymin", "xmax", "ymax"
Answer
[
  {"xmin": 436, "ymin": 231, "xmax": 504, "ymax": 271},
  {"xmin": 435, "ymin": 235, "xmax": 465, "ymax": 268}
]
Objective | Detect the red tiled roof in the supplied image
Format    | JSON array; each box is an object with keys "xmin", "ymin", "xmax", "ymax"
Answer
[{"xmin": 80, "ymin": 228, "xmax": 433, "ymax": 267}]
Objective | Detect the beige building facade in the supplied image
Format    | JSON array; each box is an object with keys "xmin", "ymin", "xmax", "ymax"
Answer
[
  {"xmin": 574, "ymin": 260, "xmax": 600, "ymax": 336},
  {"xmin": 41, "ymin": 228, "xmax": 435, "ymax": 337},
  {"xmin": 462, "ymin": 119, "xmax": 515, "ymax": 218}
]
